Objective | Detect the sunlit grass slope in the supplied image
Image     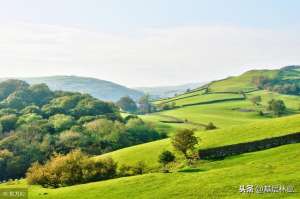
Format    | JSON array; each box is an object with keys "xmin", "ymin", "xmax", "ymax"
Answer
[
  {"xmin": 208, "ymin": 69, "xmax": 278, "ymax": 92},
  {"xmin": 146, "ymin": 90, "xmax": 300, "ymax": 130},
  {"xmin": 97, "ymin": 114, "xmax": 300, "ymax": 168},
  {"xmin": 171, "ymin": 93, "xmax": 243, "ymax": 107},
  {"xmin": 2, "ymin": 143, "xmax": 299, "ymax": 199}
]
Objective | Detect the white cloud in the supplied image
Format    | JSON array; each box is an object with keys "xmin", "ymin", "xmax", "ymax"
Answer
[{"xmin": 0, "ymin": 23, "xmax": 299, "ymax": 87}]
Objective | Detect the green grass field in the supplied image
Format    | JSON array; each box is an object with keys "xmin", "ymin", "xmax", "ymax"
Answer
[
  {"xmin": 208, "ymin": 69, "xmax": 279, "ymax": 92},
  {"xmin": 169, "ymin": 93, "xmax": 243, "ymax": 107},
  {"xmin": 2, "ymin": 68, "xmax": 300, "ymax": 199},
  {"xmin": 153, "ymin": 89, "xmax": 205, "ymax": 105},
  {"xmin": 143, "ymin": 90, "xmax": 300, "ymax": 132},
  {"xmin": 97, "ymin": 114, "xmax": 300, "ymax": 169},
  {"xmin": 2, "ymin": 143, "xmax": 299, "ymax": 199}
]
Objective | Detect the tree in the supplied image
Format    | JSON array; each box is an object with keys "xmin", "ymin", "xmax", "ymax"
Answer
[
  {"xmin": 49, "ymin": 114, "xmax": 75, "ymax": 132},
  {"xmin": 29, "ymin": 84, "xmax": 54, "ymax": 106},
  {"xmin": 0, "ymin": 114, "xmax": 18, "ymax": 132},
  {"xmin": 171, "ymin": 129, "xmax": 198, "ymax": 159},
  {"xmin": 267, "ymin": 99, "xmax": 286, "ymax": 116},
  {"xmin": 138, "ymin": 95, "xmax": 153, "ymax": 114},
  {"xmin": 158, "ymin": 150, "xmax": 175, "ymax": 166},
  {"xmin": 117, "ymin": 96, "xmax": 137, "ymax": 113},
  {"xmin": 250, "ymin": 96, "xmax": 262, "ymax": 106}
]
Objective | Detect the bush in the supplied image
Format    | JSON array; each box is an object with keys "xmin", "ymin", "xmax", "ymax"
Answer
[
  {"xmin": 267, "ymin": 99, "xmax": 286, "ymax": 116},
  {"xmin": 158, "ymin": 150, "xmax": 175, "ymax": 166},
  {"xmin": 118, "ymin": 161, "xmax": 147, "ymax": 177},
  {"xmin": 26, "ymin": 150, "xmax": 117, "ymax": 187},
  {"xmin": 205, "ymin": 122, "xmax": 217, "ymax": 130}
]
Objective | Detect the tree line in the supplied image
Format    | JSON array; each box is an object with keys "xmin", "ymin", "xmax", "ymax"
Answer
[{"xmin": 0, "ymin": 80, "xmax": 165, "ymax": 181}]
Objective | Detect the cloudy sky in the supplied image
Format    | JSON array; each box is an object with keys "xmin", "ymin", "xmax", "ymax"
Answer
[{"xmin": 0, "ymin": 0, "xmax": 300, "ymax": 87}]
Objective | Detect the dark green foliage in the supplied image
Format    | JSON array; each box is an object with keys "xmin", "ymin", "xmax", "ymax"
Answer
[
  {"xmin": 0, "ymin": 79, "xmax": 161, "ymax": 182},
  {"xmin": 252, "ymin": 71, "xmax": 300, "ymax": 95},
  {"xmin": 267, "ymin": 99, "xmax": 286, "ymax": 116},
  {"xmin": 49, "ymin": 114, "xmax": 75, "ymax": 132},
  {"xmin": 138, "ymin": 95, "xmax": 154, "ymax": 114},
  {"xmin": 159, "ymin": 150, "xmax": 175, "ymax": 166},
  {"xmin": 29, "ymin": 84, "xmax": 54, "ymax": 106},
  {"xmin": 171, "ymin": 129, "xmax": 198, "ymax": 159},
  {"xmin": 20, "ymin": 105, "xmax": 43, "ymax": 115},
  {"xmin": 124, "ymin": 114, "xmax": 138, "ymax": 123},
  {"xmin": 117, "ymin": 96, "xmax": 138, "ymax": 113},
  {"xmin": 0, "ymin": 114, "xmax": 17, "ymax": 132},
  {"xmin": 205, "ymin": 122, "xmax": 217, "ymax": 130},
  {"xmin": 26, "ymin": 150, "xmax": 117, "ymax": 187},
  {"xmin": 0, "ymin": 80, "xmax": 29, "ymax": 101}
]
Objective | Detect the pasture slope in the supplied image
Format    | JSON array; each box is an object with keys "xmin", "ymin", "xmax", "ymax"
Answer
[
  {"xmin": 1, "ymin": 66, "xmax": 300, "ymax": 198},
  {"xmin": 1, "ymin": 143, "xmax": 299, "ymax": 199}
]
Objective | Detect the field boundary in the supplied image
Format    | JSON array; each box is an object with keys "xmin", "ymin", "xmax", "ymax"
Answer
[
  {"xmin": 199, "ymin": 132, "xmax": 300, "ymax": 160},
  {"xmin": 181, "ymin": 96, "xmax": 245, "ymax": 107}
]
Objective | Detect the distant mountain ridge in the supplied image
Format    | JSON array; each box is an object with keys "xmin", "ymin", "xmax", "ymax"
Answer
[
  {"xmin": 136, "ymin": 82, "xmax": 207, "ymax": 99},
  {"xmin": 0, "ymin": 76, "xmax": 143, "ymax": 102}
]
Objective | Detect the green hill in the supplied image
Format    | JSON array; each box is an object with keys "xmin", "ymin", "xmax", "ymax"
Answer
[
  {"xmin": 208, "ymin": 65, "xmax": 300, "ymax": 93},
  {"xmin": 1, "ymin": 66, "xmax": 300, "ymax": 198},
  {"xmin": 97, "ymin": 114, "xmax": 300, "ymax": 168},
  {"xmin": 1, "ymin": 76, "xmax": 144, "ymax": 102},
  {"xmin": 2, "ymin": 143, "xmax": 299, "ymax": 199}
]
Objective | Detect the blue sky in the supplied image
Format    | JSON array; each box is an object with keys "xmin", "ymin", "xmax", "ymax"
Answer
[{"xmin": 0, "ymin": 0, "xmax": 300, "ymax": 86}]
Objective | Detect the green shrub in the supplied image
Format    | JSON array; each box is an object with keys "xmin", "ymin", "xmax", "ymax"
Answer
[
  {"xmin": 159, "ymin": 150, "xmax": 175, "ymax": 166},
  {"xmin": 118, "ymin": 161, "xmax": 147, "ymax": 177},
  {"xmin": 205, "ymin": 122, "xmax": 217, "ymax": 130},
  {"xmin": 26, "ymin": 150, "xmax": 117, "ymax": 188}
]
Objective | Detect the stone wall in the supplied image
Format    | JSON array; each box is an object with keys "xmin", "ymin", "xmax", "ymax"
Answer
[{"xmin": 199, "ymin": 132, "xmax": 300, "ymax": 160}]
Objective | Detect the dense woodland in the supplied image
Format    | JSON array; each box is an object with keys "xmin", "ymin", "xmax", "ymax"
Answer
[{"xmin": 0, "ymin": 80, "xmax": 164, "ymax": 181}]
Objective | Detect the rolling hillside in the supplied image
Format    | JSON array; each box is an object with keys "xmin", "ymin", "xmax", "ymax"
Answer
[
  {"xmin": 0, "ymin": 76, "xmax": 143, "ymax": 102},
  {"xmin": 207, "ymin": 65, "xmax": 300, "ymax": 93},
  {"xmin": 2, "ymin": 137, "xmax": 299, "ymax": 199},
  {"xmin": 1, "ymin": 66, "xmax": 300, "ymax": 199}
]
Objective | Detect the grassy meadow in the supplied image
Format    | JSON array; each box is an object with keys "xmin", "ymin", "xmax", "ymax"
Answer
[
  {"xmin": 2, "ymin": 143, "xmax": 299, "ymax": 199},
  {"xmin": 1, "ymin": 67, "xmax": 300, "ymax": 199}
]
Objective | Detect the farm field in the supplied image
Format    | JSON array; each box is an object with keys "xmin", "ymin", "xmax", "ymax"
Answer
[
  {"xmin": 2, "ymin": 143, "xmax": 299, "ymax": 199},
  {"xmin": 97, "ymin": 114, "xmax": 300, "ymax": 168}
]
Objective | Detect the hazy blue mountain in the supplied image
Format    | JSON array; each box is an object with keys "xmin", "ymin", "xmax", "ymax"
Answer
[
  {"xmin": 0, "ymin": 76, "xmax": 144, "ymax": 102},
  {"xmin": 135, "ymin": 82, "xmax": 207, "ymax": 99}
]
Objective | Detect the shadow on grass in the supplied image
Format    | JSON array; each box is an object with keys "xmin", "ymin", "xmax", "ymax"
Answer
[{"xmin": 178, "ymin": 168, "xmax": 206, "ymax": 173}]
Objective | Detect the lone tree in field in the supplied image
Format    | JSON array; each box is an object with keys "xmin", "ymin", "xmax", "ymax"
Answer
[
  {"xmin": 117, "ymin": 96, "xmax": 137, "ymax": 113},
  {"xmin": 267, "ymin": 99, "xmax": 286, "ymax": 116},
  {"xmin": 171, "ymin": 129, "xmax": 198, "ymax": 159},
  {"xmin": 250, "ymin": 96, "xmax": 262, "ymax": 106},
  {"xmin": 159, "ymin": 150, "xmax": 175, "ymax": 167}
]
